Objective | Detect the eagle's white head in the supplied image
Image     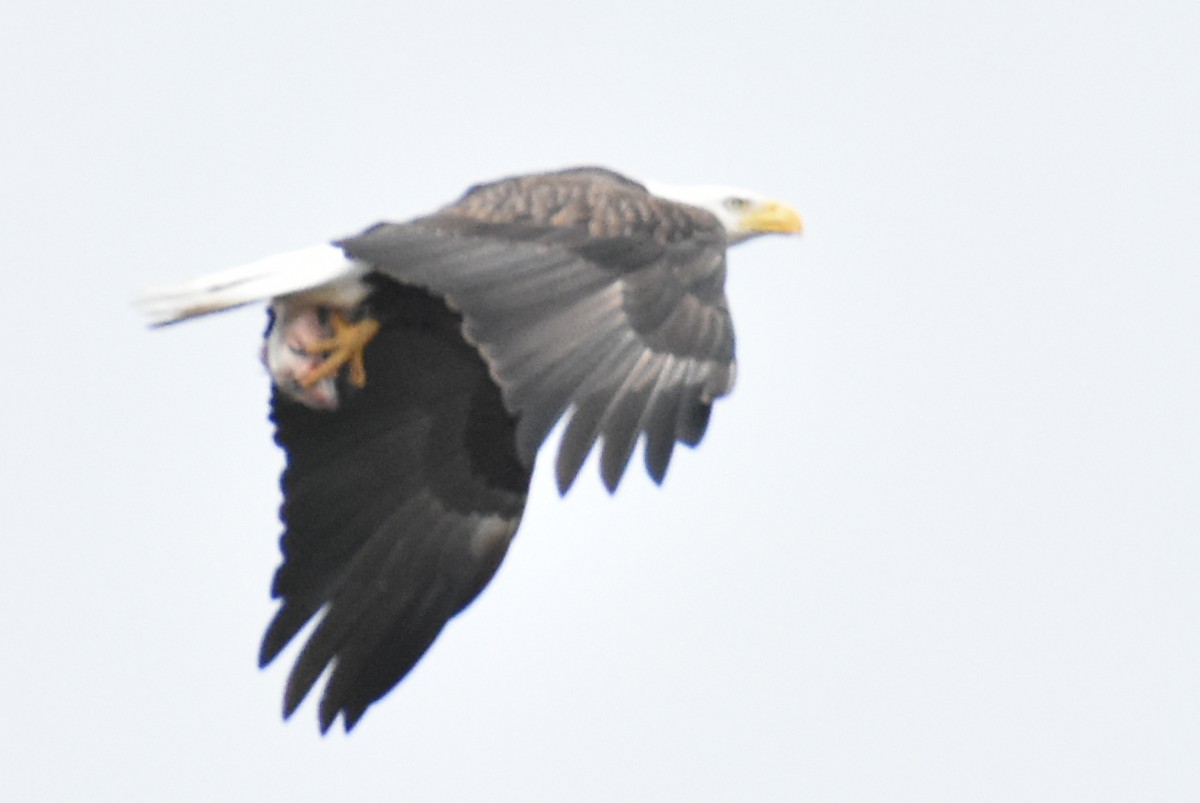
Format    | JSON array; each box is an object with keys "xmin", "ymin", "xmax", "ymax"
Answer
[{"xmin": 643, "ymin": 181, "xmax": 804, "ymax": 245}]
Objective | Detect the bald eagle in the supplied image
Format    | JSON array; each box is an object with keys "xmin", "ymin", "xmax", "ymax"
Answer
[{"xmin": 138, "ymin": 166, "xmax": 802, "ymax": 732}]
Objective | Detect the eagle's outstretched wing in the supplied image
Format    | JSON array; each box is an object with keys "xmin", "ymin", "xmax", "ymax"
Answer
[
  {"xmin": 262, "ymin": 281, "xmax": 531, "ymax": 732},
  {"xmin": 265, "ymin": 173, "xmax": 738, "ymax": 731},
  {"xmin": 341, "ymin": 168, "xmax": 738, "ymax": 493}
]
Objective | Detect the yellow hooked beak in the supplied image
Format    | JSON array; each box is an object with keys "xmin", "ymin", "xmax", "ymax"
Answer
[{"xmin": 742, "ymin": 200, "xmax": 804, "ymax": 235}]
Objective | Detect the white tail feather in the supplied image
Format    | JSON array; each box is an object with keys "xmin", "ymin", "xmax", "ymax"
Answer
[{"xmin": 134, "ymin": 245, "xmax": 365, "ymax": 326}]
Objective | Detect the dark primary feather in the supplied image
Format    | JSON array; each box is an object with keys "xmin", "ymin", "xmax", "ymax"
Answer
[
  {"xmin": 263, "ymin": 281, "xmax": 530, "ymax": 732},
  {"xmin": 338, "ymin": 167, "xmax": 738, "ymax": 494}
]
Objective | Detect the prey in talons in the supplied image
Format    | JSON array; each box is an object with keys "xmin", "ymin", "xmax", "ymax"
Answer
[{"xmin": 264, "ymin": 303, "xmax": 380, "ymax": 411}]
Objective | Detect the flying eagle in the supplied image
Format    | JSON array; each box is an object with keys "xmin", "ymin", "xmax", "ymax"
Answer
[{"xmin": 138, "ymin": 166, "xmax": 802, "ymax": 732}]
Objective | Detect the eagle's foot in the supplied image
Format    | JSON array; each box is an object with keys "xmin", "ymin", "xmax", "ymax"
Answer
[{"xmin": 299, "ymin": 312, "xmax": 381, "ymax": 389}]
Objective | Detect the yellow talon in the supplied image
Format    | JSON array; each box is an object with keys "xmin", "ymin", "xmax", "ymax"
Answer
[{"xmin": 299, "ymin": 312, "xmax": 381, "ymax": 389}]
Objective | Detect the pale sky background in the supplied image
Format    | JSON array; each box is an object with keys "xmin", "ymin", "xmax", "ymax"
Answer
[{"xmin": 3, "ymin": 1, "xmax": 1197, "ymax": 801}]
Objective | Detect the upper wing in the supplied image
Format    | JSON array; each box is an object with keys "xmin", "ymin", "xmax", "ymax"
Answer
[
  {"xmin": 339, "ymin": 209, "xmax": 736, "ymax": 494},
  {"xmin": 261, "ymin": 281, "xmax": 532, "ymax": 732}
]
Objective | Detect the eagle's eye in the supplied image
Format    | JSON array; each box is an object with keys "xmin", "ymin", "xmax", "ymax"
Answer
[{"xmin": 724, "ymin": 197, "xmax": 752, "ymax": 212}]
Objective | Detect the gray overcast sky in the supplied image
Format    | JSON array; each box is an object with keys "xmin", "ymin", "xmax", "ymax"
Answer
[{"xmin": 3, "ymin": 1, "xmax": 1197, "ymax": 801}]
